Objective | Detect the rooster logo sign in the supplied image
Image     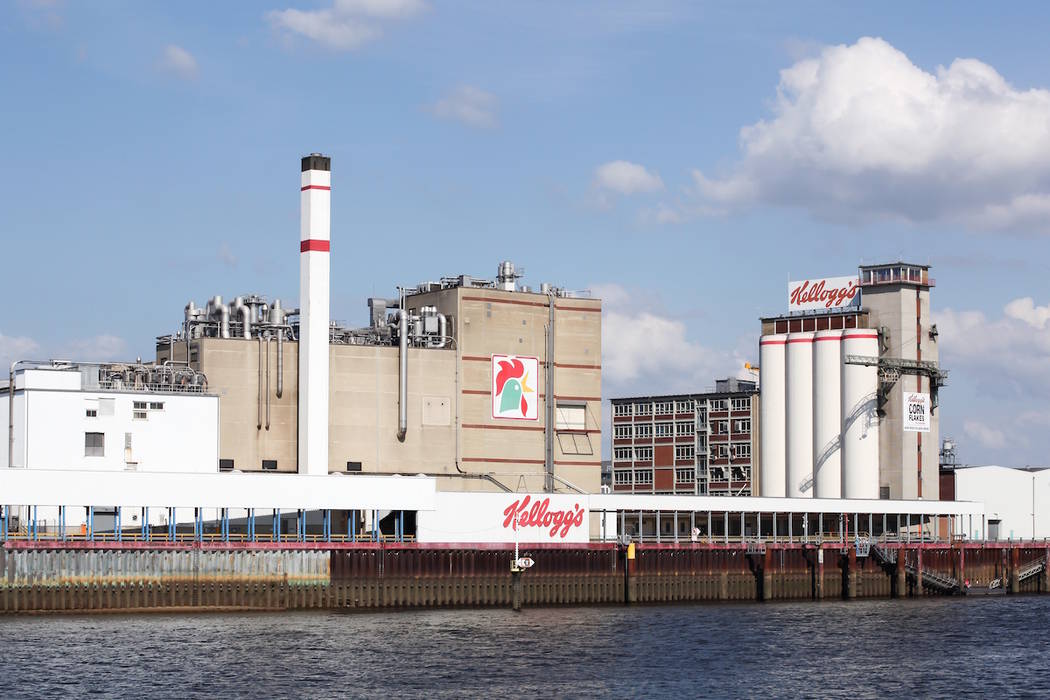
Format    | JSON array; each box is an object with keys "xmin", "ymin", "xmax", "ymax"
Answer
[{"xmin": 491, "ymin": 354, "xmax": 539, "ymax": 420}]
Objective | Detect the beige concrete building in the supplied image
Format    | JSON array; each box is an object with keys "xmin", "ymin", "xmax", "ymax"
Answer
[{"xmin": 158, "ymin": 266, "xmax": 602, "ymax": 494}]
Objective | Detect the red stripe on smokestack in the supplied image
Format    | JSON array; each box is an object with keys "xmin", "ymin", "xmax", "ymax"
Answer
[
  {"xmin": 301, "ymin": 185, "xmax": 331, "ymax": 191},
  {"xmin": 300, "ymin": 239, "xmax": 330, "ymax": 253}
]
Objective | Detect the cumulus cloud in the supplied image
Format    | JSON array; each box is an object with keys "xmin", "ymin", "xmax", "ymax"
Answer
[
  {"xmin": 267, "ymin": 0, "xmax": 426, "ymax": 50},
  {"xmin": 0, "ymin": 333, "xmax": 128, "ymax": 369},
  {"xmin": 593, "ymin": 161, "xmax": 664, "ymax": 195},
  {"xmin": 159, "ymin": 44, "xmax": 198, "ymax": 80},
  {"xmin": 937, "ymin": 298, "xmax": 1050, "ymax": 397},
  {"xmin": 426, "ymin": 85, "xmax": 498, "ymax": 129},
  {"xmin": 691, "ymin": 37, "xmax": 1050, "ymax": 231},
  {"xmin": 964, "ymin": 421, "xmax": 1007, "ymax": 450},
  {"xmin": 593, "ymin": 283, "xmax": 751, "ymax": 394},
  {"xmin": 0, "ymin": 334, "xmax": 41, "ymax": 369},
  {"xmin": 57, "ymin": 335, "xmax": 128, "ymax": 362}
]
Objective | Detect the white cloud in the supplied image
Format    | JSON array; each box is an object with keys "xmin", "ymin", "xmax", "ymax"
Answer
[
  {"xmin": 267, "ymin": 0, "xmax": 426, "ymax": 51},
  {"xmin": 937, "ymin": 298, "xmax": 1050, "ymax": 397},
  {"xmin": 594, "ymin": 283, "xmax": 751, "ymax": 394},
  {"xmin": 60, "ymin": 335, "xmax": 128, "ymax": 361},
  {"xmin": 1004, "ymin": 297, "xmax": 1050, "ymax": 330},
  {"xmin": 691, "ymin": 37, "xmax": 1050, "ymax": 232},
  {"xmin": 593, "ymin": 160, "xmax": 664, "ymax": 195},
  {"xmin": 218, "ymin": 242, "xmax": 237, "ymax": 268},
  {"xmin": 426, "ymin": 85, "xmax": 498, "ymax": 129},
  {"xmin": 964, "ymin": 421, "xmax": 1007, "ymax": 450},
  {"xmin": 159, "ymin": 44, "xmax": 198, "ymax": 80},
  {"xmin": 0, "ymin": 334, "xmax": 41, "ymax": 370},
  {"xmin": 0, "ymin": 333, "xmax": 127, "ymax": 370}
]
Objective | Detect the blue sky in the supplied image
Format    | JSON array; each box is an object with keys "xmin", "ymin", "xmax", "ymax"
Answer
[{"xmin": 3, "ymin": 1, "xmax": 1050, "ymax": 466}]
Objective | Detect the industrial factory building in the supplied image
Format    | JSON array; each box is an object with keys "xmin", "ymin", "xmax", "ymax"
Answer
[
  {"xmin": 149, "ymin": 155, "xmax": 603, "ymax": 494},
  {"xmin": 610, "ymin": 378, "xmax": 759, "ymax": 496},
  {"xmin": 759, "ymin": 265, "xmax": 944, "ymax": 501}
]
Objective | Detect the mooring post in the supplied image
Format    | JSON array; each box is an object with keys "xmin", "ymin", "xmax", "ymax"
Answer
[
  {"xmin": 846, "ymin": 546, "xmax": 858, "ymax": 599},
  {"xmin": 625, "ymin": 541, "xmax": 638, "ymax": 604},
  {"xmin": 895, "ymin": 546, "xmax": 906, "ymax": 598},
  {"xmin": 762, "ymin": 547, "xmax": 773, "ymax": 601},
  {"xmin": 1009, "ymin": 547, "xmax": 1020, "ymax": 594},
  {"xmin": 916, "ymin": 547, "xmax": 924, "ymax": 597},
  {"xmin": 815, "ymin": 546, "xmax": 825, "ymax": 600},
  {"xmin": 1043, "ymin": 547, "xmax": 1050, "ymax": 594},
  {"xmin": 511, "ymin": 568, "xmax": 522, "ymax": 611}
]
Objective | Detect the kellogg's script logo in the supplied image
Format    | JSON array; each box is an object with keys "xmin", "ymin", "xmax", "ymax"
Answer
[
  {"xmin": 503, "ymin": 495, "xmax": 585, "ymax": 539},
  {"xmin": 790, "ymin": 279, "xmax": 860, "ymax": 309}
]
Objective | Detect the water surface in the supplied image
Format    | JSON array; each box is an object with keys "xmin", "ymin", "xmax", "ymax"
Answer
[{"xmin": 1, "ymin": 597, "xmax": 1046, "ymax": 698}]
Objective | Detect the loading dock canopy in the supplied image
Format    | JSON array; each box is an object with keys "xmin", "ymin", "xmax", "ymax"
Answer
[{"xmin": 0, "ymin": 470, "xmax": 437, "ymax": 511}]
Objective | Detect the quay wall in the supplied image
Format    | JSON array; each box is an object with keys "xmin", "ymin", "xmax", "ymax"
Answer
[{"xmin": 2, "ymin": 541, "xmax": 1048, "ymax": 614}]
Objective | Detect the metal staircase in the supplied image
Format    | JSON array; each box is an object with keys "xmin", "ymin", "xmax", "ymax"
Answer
[
  {"xmin": 871, "ymin": 545, "xmax": 959, "ymax": 594},
  {"xmin": 989, "ymin": 555, "xmax": 1047, "ymax": 589}
]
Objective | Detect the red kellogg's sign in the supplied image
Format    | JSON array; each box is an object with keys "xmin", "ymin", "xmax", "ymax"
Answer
[
  {"xmin": 788, "ymin": 276, "xmax": 861, "ymax": 312},
  {"xmin": 503, "ymin": 495, "xmax": 585, "ymax": 539}
]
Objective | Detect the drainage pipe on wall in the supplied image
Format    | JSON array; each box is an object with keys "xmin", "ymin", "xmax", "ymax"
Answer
[{"xmin": 396, "ymin": 307, "xmax": 408, "ymax": 442}]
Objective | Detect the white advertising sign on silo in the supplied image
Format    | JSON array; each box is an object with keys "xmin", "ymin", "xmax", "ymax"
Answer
[
  {"xmin": 903, "ymin": 392, "xmax": 931, "ymax": 432},
  {"xmin": 788, "ymin": 276, "xmax": 861, "ymax": 312}
]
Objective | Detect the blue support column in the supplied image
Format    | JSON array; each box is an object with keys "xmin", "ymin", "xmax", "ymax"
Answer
[
  {"xmin": 324, "ymin": 509, "xmax": 331, "ymax": 542},
  {"xmin": 142, "ymin": 507, "xmax": 148, "ymax": 541},
  {"xmin": 1, "ymin": 505, "xmax": 6, "ymax": 541},
  {"xmin": 249, "ymin": 508, "xmax": 255, "ymax": 542},
  {"xmin": 399, "ymin": 510, "xmax": 405, "ymax": 543},
  {"xmin": 115, "ymin": 506, "xmax": 122, "ymax": 542},
  {"xmin": 60, "ymin": 505, "xmax": 66, "ymax": 542},
  {"xmin": 194, "ymin": 508, "xmax": 201, "ymax": 542},
  {"xmin": 88, "ymin": 506, "xmax": 94, "ymax": 542},
  {"xmin": 373, "ymin": 510, "xmax": 378, "ymax": 542},
  {"xmin": 168, "ymin": 508, "xmax": 175, "ymax": 541},
  {"xmin": 31, "ymin": 505, "xmax": 37, "ymax": 541},
  {"xmin": 274, "ymin": 509, "xmax": 280, "ymax": 543},
  {"xmin": 350, "ymin": 510, "xmax": 356, "ymax": 541},
  {"xmin": 222, "ymin": 508, "xmax": 229, "ymax": 542},
  {"xmin": 297, "ymin": 510, "xmax": 303, "ymax": 541}
]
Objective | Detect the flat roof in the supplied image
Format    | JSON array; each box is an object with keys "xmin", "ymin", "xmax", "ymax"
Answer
[{"xmin": 611, "ymin": 389, "xmax": 757, "ymax": 403}]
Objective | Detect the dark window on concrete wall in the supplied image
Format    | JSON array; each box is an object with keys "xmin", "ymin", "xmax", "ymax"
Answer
[
  {"xmin": 346, "ymin": 461, "xmax": 362, "ymax": 472},
  {"xmin": 879, "ymin": 486, "xmax": 890, "ymax": 500},
  {"xmin": 84, "ymin": 432, "xmax": 104, "ymax": 457},
  {"xmin": 262, "ymin": 460, "xmax": 277, "ymax": 470},
  {"xmin": 219, "ymin": 459, "xmax": 235, "ymax": 472}
]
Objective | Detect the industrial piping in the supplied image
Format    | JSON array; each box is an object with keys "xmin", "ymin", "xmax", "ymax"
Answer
[{"xmin": 396, "ymin": 305, "xmax": 408, "ymax": 442}]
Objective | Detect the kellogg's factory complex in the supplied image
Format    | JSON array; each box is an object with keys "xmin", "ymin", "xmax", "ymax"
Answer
[{"xmin": 2, "ymin": 154, "xmax": 1048, "ymax": 615}]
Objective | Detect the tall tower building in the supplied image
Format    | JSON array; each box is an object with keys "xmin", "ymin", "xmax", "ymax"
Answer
[{"xmin": 859, "ymin": 263, "xmax": 939, "ymax": 500}]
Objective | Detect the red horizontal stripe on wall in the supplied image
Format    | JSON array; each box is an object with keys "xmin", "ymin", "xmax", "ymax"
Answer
[
  {"xmin": 300, "ymin": 185, "xmax": 331, "ymax": 191},
  {"xmin": 300, "ymin": 240, "xmax": 330, "ymax": 253}
]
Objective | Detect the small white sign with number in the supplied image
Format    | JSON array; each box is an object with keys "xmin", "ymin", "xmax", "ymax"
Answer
[{"xmin": 516, "ymin": 557, "xmax": 535, "ymax": 569}]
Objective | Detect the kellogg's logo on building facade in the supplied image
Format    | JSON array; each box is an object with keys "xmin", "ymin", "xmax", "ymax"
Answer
[
  {"xmin": 788, "ymin": 276, "xmax": 862, "ymax": 312},
  {"xmin": 503, "ymin": 495, "xmax": 586, "ymax": 539},
  {"xmin": 491, "ymin": 354, "xmax": 539, "ymax": 420}
]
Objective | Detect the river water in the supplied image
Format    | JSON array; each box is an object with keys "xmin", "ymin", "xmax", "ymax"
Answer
[{"xmin": 1, "ymin": 597, "xmax": 1048, "ymax": 698}]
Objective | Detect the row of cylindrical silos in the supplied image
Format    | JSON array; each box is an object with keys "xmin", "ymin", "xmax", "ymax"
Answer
[{"xmin": 759, "ymin": 328, "xmax": 879, "ymax": 499}]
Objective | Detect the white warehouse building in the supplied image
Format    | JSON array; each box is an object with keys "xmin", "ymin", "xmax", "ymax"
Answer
[
  {"xmin": 952, "ymin": 465, "xmax": 1050, "ymax": 540},
  {"xmin": 2, "ymin": 361, "xmax": 218, "ymax": 472}
]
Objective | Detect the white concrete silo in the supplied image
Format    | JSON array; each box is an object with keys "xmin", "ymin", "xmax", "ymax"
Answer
[
  {"xmin": 786, "ymin": 332, "xmax": 815, "ymax": 498},
  {"xmin": 759, "ymin": 334, "xmax": 787, "ymax": 497},
  {"xmin": 812, "ymin": 330, "xmax": 843, "ymax": 499},
  {"xmin": 841, "ymin": 329, "xmax": 880, "ymax": 499}
]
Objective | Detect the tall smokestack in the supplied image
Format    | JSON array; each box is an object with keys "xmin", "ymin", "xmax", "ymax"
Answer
[{"xmin": 299, "ymin": 153, "xmax": 331, "ymax": 476}]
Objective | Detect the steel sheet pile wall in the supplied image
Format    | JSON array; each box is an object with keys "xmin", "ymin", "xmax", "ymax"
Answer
[{"xmin": 2, "ymin": 542, "xmax": 1048, "ymax": 612}]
